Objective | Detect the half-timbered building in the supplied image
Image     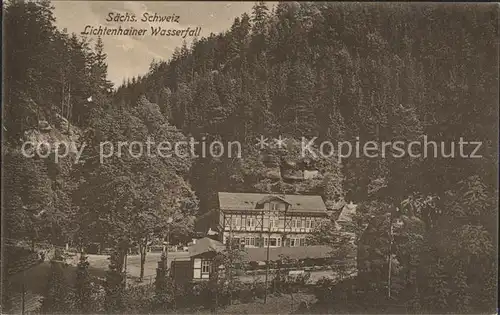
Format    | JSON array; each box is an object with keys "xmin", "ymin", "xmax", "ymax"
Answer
[{"xmin": 217, "ymin": 192, "xmax": 328, "ymax": 248}]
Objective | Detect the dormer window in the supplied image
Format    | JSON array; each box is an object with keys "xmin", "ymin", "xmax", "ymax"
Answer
[{"xmin": 255, "ymin": 195, "xmax": 291, "ymax": 210}]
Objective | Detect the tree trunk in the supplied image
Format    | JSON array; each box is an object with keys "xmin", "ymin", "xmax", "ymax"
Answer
[
  {"xmin": 139, "ymin": 240, "xmax": 147, "ymax": 281},
  {"xmin": 31, "ymin": 239, "xmax": 35, "ymax": 252},
  {"xmin": 67, "ymin": 83, "xmax": 72, "ymax": 132},
  {"xmin": 388, "ymin": 212, "xmax": 393, "ymax": 299},
  {"xmin": 123, "ymin": 251, "xmax": 128, "ymax": 288}
]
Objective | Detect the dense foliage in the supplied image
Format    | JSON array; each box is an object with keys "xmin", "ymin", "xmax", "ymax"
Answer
[
  {"xmin": 116, "ymin": 2, "xmax": 497, "ymax": 208},
  {"xmin": 3, "ymin": 0, "xmax": 113, "ymax": 246}
]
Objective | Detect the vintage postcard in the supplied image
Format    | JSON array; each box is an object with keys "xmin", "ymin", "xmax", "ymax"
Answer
[{"xmin": 2, "ymin": 1, "xmax": 498, "ymax": 314}]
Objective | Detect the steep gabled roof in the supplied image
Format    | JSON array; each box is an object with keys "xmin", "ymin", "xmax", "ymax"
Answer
[
  {"xmin": 218, "ymin": 192, "xmax": 327, "ymax": 213},
  {"xmin": 188, "ymin": 237, "xmax": 225, "ymax": 257}
]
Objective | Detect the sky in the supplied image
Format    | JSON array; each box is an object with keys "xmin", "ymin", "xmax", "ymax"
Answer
[{"xmin": 52, "ymin": 1, "xmax": 269, "ymax": 87}]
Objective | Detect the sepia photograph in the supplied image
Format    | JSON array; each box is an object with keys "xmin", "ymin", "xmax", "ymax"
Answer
[{"xmin": 1, "ymin": 1, "xmax": 498, "ymax": 314}]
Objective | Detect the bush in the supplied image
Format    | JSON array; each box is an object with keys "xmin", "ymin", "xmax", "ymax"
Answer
[
  {"xmin": 124, "ymin": 283, "xmax": 155, "ymax": 313},
  {"xmin": 237, "ymin": 283, "xmax": 255, "ymax": 303},
  {"xmin": 314, "ymin": 277, "xmax": 336, "ymax": 304},
  {"xmin": 170, "ymin": 282, "xmax": 193, "ymax": 309},
  {"xmin": 314, "ymin": 276, "xmax": 361, "ymax": 307},
  {"xmin": 191, "ymin": 281, "xmax": 215, "ymax": 309},
  {"xmin": 252, "ymin": 281, "xmax": 266, "ymax": 299}
]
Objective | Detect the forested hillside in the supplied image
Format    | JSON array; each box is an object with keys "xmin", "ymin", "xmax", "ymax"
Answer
[
  {"xmin": 4, "ymin": 1, "xmax": 113, "ymax": 140},
  {"xmin": 116, "ymin": 2, "xmax": 498, "ymax": 210},
  {"xmin": 3, "ymin": 0, "xmax": 198, "ymax": 249},
  {"xmin": 3, "ymin": 0, "xmax": 114, "ymax": 244}
]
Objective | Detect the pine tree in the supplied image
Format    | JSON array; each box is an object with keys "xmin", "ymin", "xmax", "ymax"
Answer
[
  {"xmin": 85, "ymin": 36, "xmax": 113, "ymax": 114},
  {"xmin": 250, "ymin": 1, "xmax": 269, "ymax": 60},
  {"xmin": 104, "ymin": 250, "xmax": 125, "ymax": 313},
  {"xmin": 1, "ymin": 268, "xmax": 14, "ymax": 313},
  {"xmin": 93, "ymin": 36, "xmax": 113, "ymax": 91},
  {"xmin": 41, "ymin": 253, "xmax": 72, "ymax": 313},
  {"xmin": 251, "ymin": 1, "xmax": 269, "ymax": 34},
  {"xmin": 153, "ymin": 252, "xmax": 172, "ymax": 309},
  {"xmin": 193, "ymin": 75, "xmax": 223, "ymax": 134},
  {"xmin": 74, "ymin": 252, "xmax": 92, "ymax": 313},
  {"xmin": 452, "ymin": 262, "xmax": 471, "ymax": 313},
  {"xmin": 422, "ymin": 259, "xmax": 451, "ymax": 312},
  {"xmin": 284, "ymin": 62, "xmax": 317, "ymax": 137}
]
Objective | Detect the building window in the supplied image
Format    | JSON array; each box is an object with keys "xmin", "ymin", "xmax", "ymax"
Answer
[
  {"xmin": 306, "ymin": 219, "xmax": 312, "ymax": 229},
  {"xmin": 245, "ymin": 237, "xmax": 256, "ymax": 246},
  {"xmin": 291, "ymin": 218, "xmax": 303, "ymax": 228},
  {"xmin": 300, "ymin": 238, "xmax": 306, "ymax": 246},
  {"xmin": 292, "ymin": 218, "xmax": 302, "ymax": 228},
  {"xmin": 290, "ymin": 238, "xmax": 297, "ymax": 247},
  {"xmin": 201, "ymin": 260, "xmax": 211, "ymax": 274},
  {"xmin": 246, "ymin": 217, "xmax": 255, "ymax": 227},
  {"xmin": 264, "ymin": 237, "xmax": 282, "ymax": 247},
  {"xmin": 270, "ymin": 203, "xmax": 278, "ymax": 210},
  {"xmin": 269, "ymin": 238, "xmax": 277, "ymax": 246},
  {"xmin": 269, "ymin": 218, "xmax": 278, "ymax": 228}
]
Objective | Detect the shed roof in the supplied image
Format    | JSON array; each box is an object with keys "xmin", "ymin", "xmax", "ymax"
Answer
[
  {"xmin": 337, "ymin": 202, "xmax": 357, "ymax": 222},
  {"xmin": 218, "ymin": 192, "xmax": 327, "ymax": 213},
  {"xmin": 10, "ymin": 292, "xmax": 43, "ymax": 314},
  {"xmin": 188, "ymin": 237, "xmax": 225, "ymax": 257},
  {"xmin": 244, "ymin": 245, "xmax": 333, "ymax": 262}
]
